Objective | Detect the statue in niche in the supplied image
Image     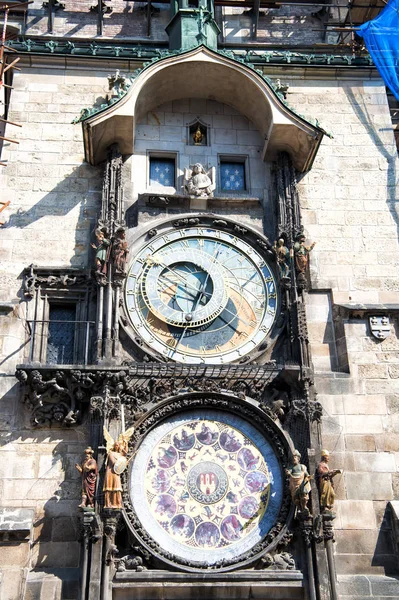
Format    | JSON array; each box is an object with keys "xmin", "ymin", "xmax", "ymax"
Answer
[
  {"xmin": 92, "ymin": 228, "xmax": 111, "ymax": 274},
  {"xmin": 272, "ymin": 238, "xmax": 292, "ymax": 280},
  {"xmin": 75, "ymin": 447, "xmax": 98, "ymax": 510},
  {"xmin": 112, "ymin": 228, "xmax": 129, "ymax": 275},
  {"xmin": 184, "ymin": 163, "xmax": 215, "ymax": 198},
  {"xmin": 285, "ymin": 449, "xmax": 312, "ymax": 517},
  {"xmin": 103, "ymin": 426, "xmax": 135, "ymax": 509},
  {"xmin": 192, "ymin": 124, "xmax": 206, "ymax": 146},
  {"xmin": 316, "ymin": 449, "xmax": 342, "ymax": 515},
  {"xmin": 294, "ymin": 234, "xmax": 316, "ymax": 276}
]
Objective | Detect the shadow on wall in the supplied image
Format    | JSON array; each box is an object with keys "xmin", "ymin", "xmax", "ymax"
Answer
[
  {"xmin": 3, "ymin": 160, "xmax": 103, "ymax": 268},
  {"xmin": 372, "ymin": 503, "xmax": 399, "ymax": 575},
  {"xmin": 0, "ymin": 401, "xmax": 86, "ymax": 599},
  {"xmin": 343, "ymin": 87, "xmax": 399, "ymax": 243}
]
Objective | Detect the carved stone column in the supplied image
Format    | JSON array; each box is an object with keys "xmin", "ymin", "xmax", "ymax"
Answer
[
  {"xmin": 79, "ymin": 512, "xmax": 101, "ymax": 600},
  {"xmin": 101, "ymin": 511, "xmax": 120, "ymax": 600},
  {"xmin": 93, "ymin": 143, "xmax": 127, "ymax": 363}
]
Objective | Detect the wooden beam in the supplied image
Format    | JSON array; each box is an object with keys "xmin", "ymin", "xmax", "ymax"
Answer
[
  {"xmin": 1, "ymin": 56, "xmax": 20, "ymax": 74},
  {"xmin": 0, "ymin": 201, "xmax": 11, "ymax": 212},
  {"xmin": 0, "ymin": 135, "xmax": 19, "ymax": 143},
  {"xmin": 0, "ymin": 117, "xmax": 22, "ymax": 127}
]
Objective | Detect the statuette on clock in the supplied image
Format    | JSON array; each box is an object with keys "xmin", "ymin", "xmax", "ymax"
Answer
[{"xmin": 123, "ymin": 217, "xmax": 279, "ymax": 364}]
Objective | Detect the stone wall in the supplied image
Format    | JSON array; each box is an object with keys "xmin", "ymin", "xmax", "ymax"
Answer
[
  {"xmin": 132, "ymin": 98, "xmax": 270, "ymax": 202},
  {"xmin": 1, "ymin": 61, "xmax": 399, "ymax": 599},
  {"xmin": 285, "ymin": 78, "xmax": 399, "ymax": 595},
  {"xmin": 0, "ymin": 66, "xmax": 107, "ymax": 600}
]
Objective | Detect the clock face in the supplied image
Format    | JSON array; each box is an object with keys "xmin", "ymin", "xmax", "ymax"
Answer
[
  {"xmin": 125, "ymin": 224, "xmax": 278, "ymax": 364},
  {"xmin": 129, "ymin": 410, "xmax": 284, "ymax": 567}
]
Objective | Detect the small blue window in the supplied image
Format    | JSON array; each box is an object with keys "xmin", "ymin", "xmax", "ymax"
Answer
[
  {"xmin": 150, "ymin": 158, "xmax": 175, "ymax": 187},
  {"xmin": 220, "ymin": 162, "xmax": 246, "ymax": 192}
]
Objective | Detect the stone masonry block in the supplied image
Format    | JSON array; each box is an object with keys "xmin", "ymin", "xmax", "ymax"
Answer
[
  {"xmin": 337, "ymin": 574, "xmax": 371, "ymax": 596},
  {"xmin": 338, "ymin": 500, "xmax": 377, "ymax": 529},
  {"xmin": 31, "ymin": 541, "xmax": 80, "ymax": 568},
  {"xmin": 214, "ymin": 128, "xmax": 237, "ymax": 145},
  {"xmin": 0, "ymin": 508, "xmax": 34, "ymax": 533},
  {"xmin": 335, "ymin": 530, "xmax": 385, "ymax": 557},
  {"xmin": 0, "ymin": 542, "xmax": 30, "ymax": 567},
  {"xmin": 343, "ymin": 396, "xmax": 387, "ymax": 415},
  {"xmin": 345, "ymin": 472, "xmax": 393, "ymax": 501},
  {"xmin": 369, "ymin": 576, "xmax": 399, "ymax": 597},
  {"xmin": 345, "ymin": 435, "xmax": 376, "ymax": 452},
  {"xmin": 334, "ymin": 553, "xmax": 384, "ymax": 575},
  {"xmin": 353, "ymin": 452, "xmax": 396, "ymax": 472},
  {"xmin": 0, "ymin": 569, "xmax": 25, "ymax": 600},
  {"xmin": 344, "ymin": 415, "xmax": 384, "ymax": 434}
]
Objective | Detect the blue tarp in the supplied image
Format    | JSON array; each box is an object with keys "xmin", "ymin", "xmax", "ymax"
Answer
[{"xmin": 357, "ymin": 0, "xmax": 399, "ymax": 101}]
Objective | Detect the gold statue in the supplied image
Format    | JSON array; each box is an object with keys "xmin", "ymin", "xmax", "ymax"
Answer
[
  {"xmin": 316, "ymin": 449, "xmax": 342, "ymax": 514},
  {"xmin": 193, "ymin": 125, "xmax": 204, "ymax": 145},
  {"xmin": 103, "ymin": 426, "xmax": 135, "ymax": 509}
]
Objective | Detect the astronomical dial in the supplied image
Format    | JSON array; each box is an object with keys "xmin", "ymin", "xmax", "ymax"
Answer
[{"xmin": 125, "ymin": 224, "xmax": 278, "ymax": 364}]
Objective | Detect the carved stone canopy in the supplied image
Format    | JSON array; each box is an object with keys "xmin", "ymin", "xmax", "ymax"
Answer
[{"xmin": 82, "ymin": 46, "xmax": 324, "ymax": 171}]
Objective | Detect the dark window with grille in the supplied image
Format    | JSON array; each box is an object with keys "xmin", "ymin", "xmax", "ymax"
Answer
[{"xmin": 47, "ymin": 305, "xmax": 76, "ymax": 365}]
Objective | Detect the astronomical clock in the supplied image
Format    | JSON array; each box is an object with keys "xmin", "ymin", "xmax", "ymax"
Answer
[
  {"xmin": 121, "ymin": 215, "xmax": 282, "ymax": 364},
  {"xmin": 117, "ymin": 214, "xmax": 293, "ymax": 573}
]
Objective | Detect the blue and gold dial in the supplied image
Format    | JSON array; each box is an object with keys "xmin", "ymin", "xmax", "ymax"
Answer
[{"xmin": 125, "ymin": 225, "xmax": 278, "ymax": 364}]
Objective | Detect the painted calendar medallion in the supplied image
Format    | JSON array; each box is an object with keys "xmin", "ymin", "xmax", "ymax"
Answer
[{"xmin": 129, "ymin": 410, "xmax": 284, "ymax": 566}]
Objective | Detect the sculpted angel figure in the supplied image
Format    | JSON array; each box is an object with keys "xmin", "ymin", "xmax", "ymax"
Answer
[
  {"xmin": 184, "ymin": 163, "xmax": 215, "ymax": 198},
  {"xmin": 103, "ymin": 426, "xmax": 135, "ymax": 509}
]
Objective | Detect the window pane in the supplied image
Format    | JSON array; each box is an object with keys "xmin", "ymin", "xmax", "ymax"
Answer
[
  {"xmin": 220, "ymin": 162, "xmax": 245, "ymax": 192},
  {"xmin": 150, "ymin": 158, "xmax": 175, "ymax": 187},
  {"xmin": 47, "ymin": 305, "xmax": 75, "ymax": 365}
]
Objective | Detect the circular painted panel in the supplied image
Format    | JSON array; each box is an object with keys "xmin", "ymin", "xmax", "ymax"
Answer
[{"xmin": 129, "ymin": 410, "xmax": 283, "ymax": 566}]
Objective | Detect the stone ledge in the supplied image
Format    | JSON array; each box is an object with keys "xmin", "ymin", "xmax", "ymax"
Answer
[
  {"xmin": 338, "ymin": 575, "xmax": 399, "ymax": 598},
  {"xmin": 0, "ymin": 302, "xmax": 17, "ymax": 314},
  {"xmin": 114, "ymin": 571, "xmax": 304, "ymax": 600},
  {"xmin": 115, "ymin": 571, "xmax": 303, "ymax": 582},
  {"xmin": 139, "ymin": 192, "xmax": 261, "ymax": 210},
  {"xmin": 0, "ymin": 508, "xmax": 34, "ymax": 541}
]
